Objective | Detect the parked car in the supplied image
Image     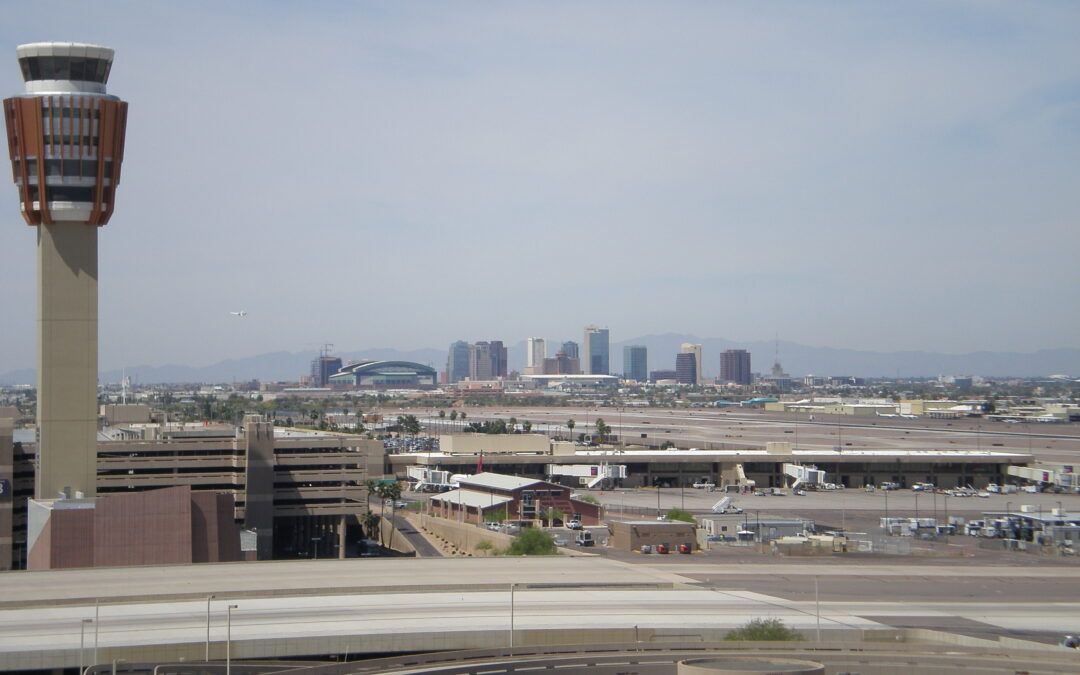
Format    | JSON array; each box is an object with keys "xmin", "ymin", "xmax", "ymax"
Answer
[
  {"xmin": 566, "ymin": 519, "xmax": 583, "ymax": 530},
  {"xmin": 678, "ymin": 543, "xmax": 691, "ymax": 554},
  {"xmin": 640, "ymin": 545, "xmax": 653, "ymax": 554},
  {"xmin": 656, "ymin": 543, "xmax": 669, "ymax": 554},
  {"xmin": 575, "ymin": 531, "xmax": 595, "ymax": 547}
]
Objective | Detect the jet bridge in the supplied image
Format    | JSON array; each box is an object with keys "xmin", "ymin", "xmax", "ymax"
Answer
[
  {"xmin": 784, "ymin": 463, "xmax": 826, "ymax": 489},
  {"xmin": 546, "ymin": 463, "xmax": 627, "ymax": 488}
]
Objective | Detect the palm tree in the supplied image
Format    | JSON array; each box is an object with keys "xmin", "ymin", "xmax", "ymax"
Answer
[
  {"xmin": 380, "ymin": 481, "xmax": 403, "ymax": 551},
  {"xmin": 362, "ymin": 510, "xmax": 380, "ymax": 548},
  {"xmin": 595, "ymin": 418, "xmax": 611, "ymax": 442},
  {"xmin": 364, "ymin": 479, "xmax": 383, "ymax": 546},
  {"xmin": 566, "ymin": 418, "xmax": 576, "ymax": 441}
]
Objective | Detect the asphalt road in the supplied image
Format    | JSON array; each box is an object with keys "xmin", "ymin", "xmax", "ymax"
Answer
[{"xmin": 391, "ymin": 513, "xmax": 442, "ymax": 557}]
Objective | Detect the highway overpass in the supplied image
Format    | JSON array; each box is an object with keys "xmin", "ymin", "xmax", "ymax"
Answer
[{"xmin": 1, "ymin": 557, "xmax": 1079, "ymax": 671}]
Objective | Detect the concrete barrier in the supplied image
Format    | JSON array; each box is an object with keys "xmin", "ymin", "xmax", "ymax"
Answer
[{"xmin": 379, "ymin": 517, "xmax": 416, "ymax": 556}]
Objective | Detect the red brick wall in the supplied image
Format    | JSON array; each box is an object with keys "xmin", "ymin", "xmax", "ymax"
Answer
[
  {"xmin": 192, "ymin": 492, "xmax": 242, "ymax": 563},
  {"xmin": 93, "ymin": 485, "xmax": 193, "ymax": 566}
]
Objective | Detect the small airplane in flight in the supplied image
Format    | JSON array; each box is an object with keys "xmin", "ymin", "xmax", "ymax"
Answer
[{"xmin": 230, "ymin": 311, "xmax": 247, "ymax": 317}]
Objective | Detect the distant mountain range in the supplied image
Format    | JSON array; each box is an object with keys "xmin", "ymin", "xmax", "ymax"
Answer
[{"xmin": 1, "ymin": 336, "xmax": 1077, "ymax": 385}]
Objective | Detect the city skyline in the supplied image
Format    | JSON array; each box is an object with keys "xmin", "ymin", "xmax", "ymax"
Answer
[{"xmin": 1, "ymin": 3, "xmax": 1078, "ymax": 375}]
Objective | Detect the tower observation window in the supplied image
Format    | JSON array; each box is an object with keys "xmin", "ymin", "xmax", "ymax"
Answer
[{"xmin": 19, "ymin": 56, "xmax": 111, "ymax": 84}]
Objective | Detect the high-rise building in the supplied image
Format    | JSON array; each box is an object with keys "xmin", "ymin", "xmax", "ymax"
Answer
[
  {"xmin": 447, "ymin": 340, "xmax": 470, "ymax": 383},
  {"xmin": 4, "ymin": 43, "xmax": 129, "ymax": 500},
  {"xmin": 583, "ymin": 326, "xmax": 610, "ymax": 375},
  {"xmin": 526, "ymin": 338, "xmax": 546, "ymax": 369},
  {"xmin": 310, "ymin": 346, "xmax": 342, "ymax": 387},
  {"xmin": 681, "ymin": 343, "xmax": 703, "ymax": 386},
  {"xmin": 490, "ymin": 340, "xmax": 508, "ymax": 378},
  {"xmin": 720, "ymin": 349, "xmax": 752, "ymax": 385},
  {"xmin": 623, "ymin": 345, "xmax": 648, "ymax": 382},
  {"xmin": 542, "ymin": 351, "xmax": 580, "ymax": 375},
  {"xmin": 675, "ymin": 352, "xmax": 697, "ymax": 385},
  {"xmin": 561, "ymin": 341, "xmax": 579, "ymax": 360},
  {"xmin": 469, "ymin": 342, "xmax": 494, "ymax": 380}
]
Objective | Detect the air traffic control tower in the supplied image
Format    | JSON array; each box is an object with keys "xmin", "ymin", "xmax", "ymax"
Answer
[{"xmin": 3, "ymin": 43, "xmax": 128, "ymax": 500}]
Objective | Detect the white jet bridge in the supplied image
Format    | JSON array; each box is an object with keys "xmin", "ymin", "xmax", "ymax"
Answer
[
  {"xmin": 783, "ymin": 463, "xmax": 826, "ymax": 489},
  {"xmin": 546, "ymin": 463, "xmax": 627, "ymax": 489}
]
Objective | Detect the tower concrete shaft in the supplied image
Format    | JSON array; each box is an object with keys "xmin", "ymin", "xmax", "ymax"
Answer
[{"xmin": 4, "ymin": 43, "xmax": 128, "ymax": 499}]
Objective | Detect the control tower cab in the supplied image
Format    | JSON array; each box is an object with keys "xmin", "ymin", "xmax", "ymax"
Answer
[{"xmin": 5, "ymin": 42, "xmax": 128, "ymax": 225}]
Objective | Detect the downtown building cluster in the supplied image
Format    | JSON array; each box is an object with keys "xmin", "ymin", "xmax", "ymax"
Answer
[{"xmin": 442, "ymin": 328, "xmax": 753, "ymax": 388}]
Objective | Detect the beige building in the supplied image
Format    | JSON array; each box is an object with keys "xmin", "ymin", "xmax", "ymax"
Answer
[
  {"xmin": 681, "ymin": 343, "xmax": 704, "ymax": 386},
  {"xmin": 8, "ymin": 419, "xmax": 384, "ymax": 569},
  {"xmin": 440, "ymin": 433, "xmax": 550, "ymax": 455},
  {"xmin": 100, "ymin": 403, "xmax": 152, "ymax": 425},
  {"xmin": 609, "ymin": 520, "xmax": 695, "ymax": 552}
]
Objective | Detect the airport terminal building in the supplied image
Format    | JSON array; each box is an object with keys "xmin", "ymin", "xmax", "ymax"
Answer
[{"xmin": 391, "ymin": 435, "xmax": 1031, "ymax": 492}]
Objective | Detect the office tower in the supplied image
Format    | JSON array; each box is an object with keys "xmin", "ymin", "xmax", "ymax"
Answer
[
  {"xmin": 561, "ymin": 341, "xmax": 579, "ymax": 360},
  {"xmin": 622, "ymin": 345, "xmax": 648, "ymax": 382},
  {"xmin": 583, "ymin": 325, "xmax": 609, "ymax": 375},
  {"xmin": 310, "ymin": 346, "xmax": 341, "ymax": 387},
  {"xmin": 4, "ymin": 43, "xmax": 128, "ymax": 499},
  {"xmin": 720, "ymin": 349, "xmax": 752, "ymax": 385},
  {"xmin": 681, "ymin": 343, "xmax": 703, "ymax": 386},
  {"xmin": 675, "ymin": 353, "xmax": 697, "ymax": 385},
  {"xmin": 526, "ymin": 338, "xmax": 546, "ymax": 369},
  {"xmin": 447, "ymin": 340, "xmax": 470, "ymax": 383},
  {"xmin": 490, "ymin": 340, "xmax": 508, "ymax": 378},
  {"xmin": 469, "ymin": 342, "xmax": 494, "ymax": 380},
  {"xmin": 543, "ymin": 351, "xmax": 580, "ymax": 375}
]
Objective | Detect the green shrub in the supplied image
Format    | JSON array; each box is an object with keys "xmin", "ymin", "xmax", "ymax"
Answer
[
  {"xmin": 723, "ymin": 618, "xmax": 803, "ymax": 641},
  {"xmin": 665, "ymin": 508, "xmax": 695, "ymax": 523},
  {"xmin": 506, "ymin": 528, "xmax": 557, "ymax": 556},
  {"xmin": 576, "ymin": 494, "xmax": 599, "ymax": 505},
  {"xmin": 475, "ymin": 540, "xmax": 494, "ymax": 552}
]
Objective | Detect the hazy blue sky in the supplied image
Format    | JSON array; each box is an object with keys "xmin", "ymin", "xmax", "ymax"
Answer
[{"xmin": 1, "ymin": 1, "xmax": 1078, "ymax": 373}]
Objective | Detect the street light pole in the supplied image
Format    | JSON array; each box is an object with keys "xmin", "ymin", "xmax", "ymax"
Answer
[
  {"xmin": 205, "ymin": 594, "xmax": 215, "ymax": 662},
  {"xmin": 510, "ymin": 583, "xmax": 516, "ymax": 649},
  {"xmin": 226, "ymin": 604, "xmax": 238, "ymax": 675},
  {"xmin": 814, "ymin": 576, "xmax": 821, "ymax": 642},
  {"xmin": 80, "ymin": 618, "xmax": 92, "ymax": 675},
  {"xmin": 94, "ymin": 598, "xmax": 100, "ymax": 667}
]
